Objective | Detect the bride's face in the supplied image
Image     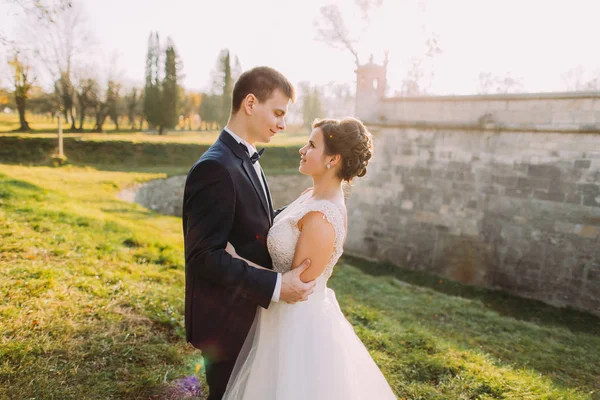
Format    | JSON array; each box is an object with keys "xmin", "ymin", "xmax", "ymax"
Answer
[{"xmin": 299, "ymin": 128, "xmax": 327, "ymax": 176}]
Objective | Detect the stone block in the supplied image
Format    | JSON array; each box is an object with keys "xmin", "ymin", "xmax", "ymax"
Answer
[
  {"xmin": 492, "ymin": 175, "xmax": 518, "ymax": 188},
  {"xmin": 518, "ymin": 177, "xmax": 550, "ymax": 191},
  {"xmin": 527, "ymin": 164, "xmax": 561, "ymax": 180},
  {"xmin": 587, "ymin": 267, "xmax": 600, "ymax": 284},
  {"xmin": 533, "ymin": 190, "xmax": 565, "ymax": 203},
  {"xmin": 415, "ymin": 211, "xmax": 441, "ymax": 224},
  {"xmin": 565, "ymin": 193, "xmax": 583, "ymax": 205},
  {"xmin": 577, "ymin": 183, "xmax": 600, "ymax": 207},
  {"xmin": 574, "ymin": 159, "xmax": 592, "ymax": 169},
  {"xmin": 401, "ymin": 200, "xmax": 414, "ymax": 210},
  {"xmin": 505, "ymin": 188, "xmax": 532, "ymax": 199},
  {"xmin": 453, "ymin": 182, "xmax": 475, "ymax": 191}
]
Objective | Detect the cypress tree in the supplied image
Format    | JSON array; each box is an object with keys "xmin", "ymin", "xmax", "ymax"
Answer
[{"xmin": 161, "ymin": 37, "xmax": 179, "ymax": 134}]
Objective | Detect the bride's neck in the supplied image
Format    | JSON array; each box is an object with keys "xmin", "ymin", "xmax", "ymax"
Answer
[{"xmin": 310, "ymin": 174, "xmax": 343, "ymax": 200}]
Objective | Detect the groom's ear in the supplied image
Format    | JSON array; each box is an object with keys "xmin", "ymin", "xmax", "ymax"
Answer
[{"xmin": 243, "ymin": 94, "xmax": 257, "ymax": 115}]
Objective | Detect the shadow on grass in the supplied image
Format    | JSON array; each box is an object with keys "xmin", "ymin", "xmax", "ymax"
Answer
[
  {"xmin": 101, "ymin": 207, "xmax": 156, "ymax": 218},
  {"xmin": 0, "ymin": 174, "xmax": 47, "ymax": 200},
  {"xmin": 333, "ymin": 262, "xmax": 600, "ymax": 397},
  {"xmin": 343, "ymin": 255, "xmax": 600, "ymax": 336}
]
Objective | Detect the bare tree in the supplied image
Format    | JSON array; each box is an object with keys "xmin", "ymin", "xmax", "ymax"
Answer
[
  {"xmin": 477, "ymin": 72, "xmax": 494, "ymax": 94},
  {"xmin": 314, "ymin": 4, "xmax": 361, "ymax": 68},
  {"xmin": 124, "ymin": 86, "xmax": 144, "ymax": 131},
  {"xmin": 355, "ymin": 0, "xmax": 384, "ymax": 21},
  {"xmin": 8, "ymin": 49, "xmax": 35, "ymax": 131},
  {"xmin": 73, "ymin": 70, "xmax": 99, "ymax": 131},
  {"xmin": 562, "ymin": 66, "xmax": 600, "ymax": 92},
  {"xmin": 22, "ymin": 1, "xmax": 94, "ymax": 130},
  {"xmin": 399, "ymin": 31, "xmax": 441, "ymax": 96},
  {"xmin": 1, "ymin": 0, "xmax": 72, "ymax": 45},
  {"xmin": 477, "ymin": 72, "xmax": 524, "ymax": 94}
]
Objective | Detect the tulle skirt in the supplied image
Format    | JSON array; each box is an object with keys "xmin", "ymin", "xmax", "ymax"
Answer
[{"xmin": 223, "ymin": 284, "xmax": 397, "ymax": 400}]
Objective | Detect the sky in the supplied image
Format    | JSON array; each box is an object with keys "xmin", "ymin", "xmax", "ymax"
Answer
[{"xmin": 1, "ymin": 0, "xmax": 599, "ymax": 95}]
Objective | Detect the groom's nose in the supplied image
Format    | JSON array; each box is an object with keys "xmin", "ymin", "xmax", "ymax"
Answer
[{"xmin": 277, "ymin": 118, "xmax": 286, "ymax": 131}]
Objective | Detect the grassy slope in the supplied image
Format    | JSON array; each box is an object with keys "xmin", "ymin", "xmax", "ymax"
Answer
[{"xmin": 0, "ymin": 165, "xmax": 598, "ymax": 399}]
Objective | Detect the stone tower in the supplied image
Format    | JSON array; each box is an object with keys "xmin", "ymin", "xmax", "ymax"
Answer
[{"xmin": 354, "ymin": 53, "xmax": 388, "ymax": 121}]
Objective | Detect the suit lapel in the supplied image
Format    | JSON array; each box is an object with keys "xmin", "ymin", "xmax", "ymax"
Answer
[
  {"xmin": 261, "ymin": 168, "xmax": 275, "ymax": 223},
  {"xmin": 219, "ymin": 130, "xmax": 271, "ymax": 223}
]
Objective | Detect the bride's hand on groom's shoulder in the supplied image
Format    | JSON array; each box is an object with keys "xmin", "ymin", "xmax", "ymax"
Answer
[{"xmin": 280, "ymin": 259, "xmax": 316, "ymax": 304}]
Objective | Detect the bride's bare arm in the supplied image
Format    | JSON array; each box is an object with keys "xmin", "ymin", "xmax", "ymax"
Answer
[
  {"xmin": 291, "ymin": 211, "xmax": 336, "ymax": 283},
  {"xmin": 225, "ymin": 242, "xmax": 271, "ymax": 271}
]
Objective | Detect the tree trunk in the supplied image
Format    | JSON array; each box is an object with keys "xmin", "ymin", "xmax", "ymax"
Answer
[
  {"xmin": 15, "ymin": 94, "xmax": 31, "ymax": 131},
  {"xmin": 69, "ymin": 107, "xmax": 76, "ymax": 131},
  {"xmin": 158, "ymin": 125, "xmax": 164, "ymax": 135},
  {"xmin": 138, "ymin": 117, "xmax": 144, "ymax": 131},
  {"xmin": 94, "ymin": 107, "xmax": 107, "ymax": 133},
  {"xmin": 78, "ymin": 105, "xmax": 86, "ymax": 131}
]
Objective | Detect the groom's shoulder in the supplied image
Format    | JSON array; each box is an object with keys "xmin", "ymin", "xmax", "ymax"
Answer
[{"xmin": 187, "ymin": 141, "xmax": 234, "ymax": 176}]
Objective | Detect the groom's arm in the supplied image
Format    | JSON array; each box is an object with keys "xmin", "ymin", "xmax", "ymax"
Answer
[{"xmin": 183, "ymin": 159, "xmax": 277, "ymax": 309}]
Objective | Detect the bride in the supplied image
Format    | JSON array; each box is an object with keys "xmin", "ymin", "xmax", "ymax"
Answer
[{"xmin": 222, "ymin": 117, "xmax": 397, "ymax": 399}]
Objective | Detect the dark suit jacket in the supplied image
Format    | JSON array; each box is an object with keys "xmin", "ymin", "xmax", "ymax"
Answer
[{"xmin": 183, "ymin": 130, "xmax": 278, "ymax": 363}]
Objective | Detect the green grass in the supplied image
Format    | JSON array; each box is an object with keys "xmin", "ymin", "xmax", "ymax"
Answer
[{"xmin": 0, "ymin": 164, "xmax": 598, "ymax": 399}]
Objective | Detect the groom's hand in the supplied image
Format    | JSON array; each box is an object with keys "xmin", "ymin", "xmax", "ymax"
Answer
[{"xmin": 280, "ymin": 259, "xmax": 316, "ymax": 304}]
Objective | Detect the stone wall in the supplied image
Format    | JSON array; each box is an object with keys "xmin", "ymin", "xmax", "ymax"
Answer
[
  {"xmin": 374, "ymin": 92, "xmax": 600, "ymax": 132},
  {"xmin": 345, "ymin": 125, "xmax": 600, "ymax": 315}
]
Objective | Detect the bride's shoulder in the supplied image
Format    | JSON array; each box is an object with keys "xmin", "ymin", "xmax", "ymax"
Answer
[
  {"xmin": 300, "ymin": 187, "xmax": 313, "ymax": 196},
  {"xmin": 301, "ymin": 198, "xmax": 346, "ymax": 225}
]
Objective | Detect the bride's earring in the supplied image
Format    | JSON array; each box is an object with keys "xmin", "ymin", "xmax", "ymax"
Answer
[{"xmin": 326, "ymin": 163, "xmax": 331, "ymax": 169}]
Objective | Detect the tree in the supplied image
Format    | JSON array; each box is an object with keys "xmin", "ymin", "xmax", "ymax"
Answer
[
  {"xmin": 199, "ymin": 93, "xmax": 220, "ymax": 127},
  {"xmin": 160, "ymin": 37, "xmax": 179, "ymax": 134},
  {"xmin": 124, "ymin": 87, "xmax": 143, "ymax": 131},
  {"xmin": 232, "ymin": 55, "xmax": 242, "ymax": 83},
  {"xmin": 1, "ymin": 0, "xmax": 72, "ymax": 44},
  {"xmin": 105, "ymin": 79, "xmax": 121, "ymax": 131},
  {"xmin": 220, "ymin": 50, "xmax": 233, "ymax": 127},
  {"xmin": 74, "ymin": 75, "xmax": 99, "ymax": 131},
  {"xmin": 54, "ymin": 71, "xmax": 76, "ymax": 129},
  {"xmin": 8, "ymin": 51, "xmax": 35, "ymax": 131},
  {"xmin": 24, "ymin": 1, "xmax": 94, "ymax": 130},
  {"xmin": 562, "ymin": 66, "xmax": 600, "ymax": 92},
  {"xmin": 8, "ymin": 0, "xmax": 72, "ymax": 22},
  {"xmin": 301, "ymin": 83, "xmax": 323, "ymax": 130},
  {"xmin": 201, "ymin": 48, "xmax": 237, "ymax": 128},
  {"xmin": 143, "ymin": 31, "xmax": 161, "ymax": 131},
  {"xmin": 314, "ymin": 4, "xmax": 360, "ymax": 69},
  {"xmin": 180, "ymin": 90, "xmax": 201, "ymax": 130},
  {"xmin": 477, "ymin": 72, "xmax": 524, "ymax": 94},
  {"xmin": 399, "ymin": 32, "xmax": 441, "ymax": 96},
  {"xmin": 29, "ymin": 88, "xmax": 58, "ymax": 116}
]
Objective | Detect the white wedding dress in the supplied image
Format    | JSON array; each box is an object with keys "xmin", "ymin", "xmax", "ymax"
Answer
[{"xmin": 223, "ymin": 192, "xmax": 397, "ymax": 400}]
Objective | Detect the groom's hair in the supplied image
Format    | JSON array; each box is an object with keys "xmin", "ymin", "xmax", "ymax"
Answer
[{"xmin": 231, "ymin": 66, "xmax": 295, "ymax": 114}]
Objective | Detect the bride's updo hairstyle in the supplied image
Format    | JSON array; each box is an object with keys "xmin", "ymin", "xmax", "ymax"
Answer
[{"xmin": 313, "ymin": 117, "xmax": 373, "ymax": 183}]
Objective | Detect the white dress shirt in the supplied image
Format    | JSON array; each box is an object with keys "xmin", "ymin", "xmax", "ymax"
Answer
[{"xmin": 224, "ymin": 126, "xmax": 282, "ymax": 303}]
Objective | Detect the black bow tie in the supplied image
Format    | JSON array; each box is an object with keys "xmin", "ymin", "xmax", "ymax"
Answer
[{"xmin": 239, "ymin": 142, "xmax": 265, "ymax": 164}]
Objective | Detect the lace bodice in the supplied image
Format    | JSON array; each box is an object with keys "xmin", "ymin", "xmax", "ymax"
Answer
[{"xmin": 267, "ymin": 192, "xmax": 346, "ymax": 283}]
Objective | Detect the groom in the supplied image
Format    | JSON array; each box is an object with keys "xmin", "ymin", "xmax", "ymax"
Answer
[{"xmin": 183, "ymin": 66, "xmax": 316, "ymax": 400}]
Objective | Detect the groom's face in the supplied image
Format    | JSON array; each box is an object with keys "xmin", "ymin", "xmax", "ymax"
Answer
[{"xmin": 249, "ymin": 89, "xmax": 290, "ymax": 144}]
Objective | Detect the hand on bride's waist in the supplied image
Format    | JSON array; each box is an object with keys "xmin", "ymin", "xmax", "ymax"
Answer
[{"xmin": 225, "ymin": 242, "xmax": 316, "ymax": 304}]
